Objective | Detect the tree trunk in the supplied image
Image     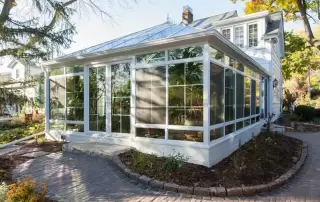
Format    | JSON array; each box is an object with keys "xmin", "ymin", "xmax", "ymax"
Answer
[{"xmin": 297, "ymin": 0, "xmax": 316, "ymax": 47}]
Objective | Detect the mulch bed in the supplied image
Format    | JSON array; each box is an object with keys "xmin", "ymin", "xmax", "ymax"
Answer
[{"xmin": 119, "ymin": 132, "xmax": 303, "ymax": 188}]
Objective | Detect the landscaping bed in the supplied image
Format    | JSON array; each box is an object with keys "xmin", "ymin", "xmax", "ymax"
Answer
[{"xmin": 119, "ymin": 132, "xmax": 303, "ymax": 188}]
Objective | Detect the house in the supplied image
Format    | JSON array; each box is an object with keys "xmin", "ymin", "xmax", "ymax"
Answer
[
  {"xmin": 0, "ymin": 58, "xmax": 44, "ymax": 115},
  {"xmin": 43, "ymin": 6, "xmax": 284, "ymax": 167}
]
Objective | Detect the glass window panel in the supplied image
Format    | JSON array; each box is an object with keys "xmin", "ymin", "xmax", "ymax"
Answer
[
  {"xmin": 248, "ymin": 24, "xmax": 258, "ymax": 47},
  {"xmin": 264, "ymin": 78, "xmax": 268, "ymax": 117},
  {"xmin": 89, "ymin": 67, "xmax": 106, "ymax": 131},
  {"xmin": 169, "ymin": 46, "xmax": 203, "ymax": 60},
  {"xmin": 186, "ymin": 86, "xmax": 203, "ymax": 106},
  {"xmin": 210, "ymin": 127, "xmax": 224, "ymax": 141},
  {"xmin": 210, "ymin": 63, "xmax": 224, "ymax": 125},
  {"xmin": 245, "ymin": 76, "xmax": 251, "ymax": 117},
  {"xmin": 222, "ymin": 29, "xmax": 231, "ymax": 40},
  {"xmin": 50, "ymin": 123, "xmax": 65, "ymax": 130},
  {"xmin": 65, "ymin": 65, "xmax": 84, "ymax": 74},
  {"xmin": 168, "ymin": 130, "xmax": 203, "ymax": 142},
  {"xmin": 111, "ymin": 63, "xmax": 131, "ymax": 133},
  {"xmin": 234, "ymin": 26, "xmax": 244, "ymax": 48},
  {"xmin": 225, "ymin": 69, "xmax": 235, "ymax": 122},
  {"xmin": 236, "ymin": 73, "xmax": 244, "ymax": 119},
  {"xmin": 225, "ymin": 124, "xmax": 235, "ymax": 135},
  {"xmin": 244, "ymin": 66, "xmax": 251, "ymax": 76},
  {"xmin": 251, "ymin": 79, "xmax": 256, "ymax": 115},
  {"xmin": 236, "ymin": 121, "xmax": 243, "ymax": 130},
  {"xmin": 245, "ymin": 119, "xmax": 251, "ymax": 127},
  {"xmin": 66, "ymin": 124, "xmax": 84, "ymax": 132},
  {"xmin": 136, "ymin": 51, "xmax": 165, "ymax": 64},
  {"xmin": 65, "ymin": 76, "xmax": 84, "ymax": 121},
  {"xmin": 210, "ymin": 47, "xmax": 224, "ymax": 63},
  {"xmin": 235, "ymin": 62, "xmax": 244, "ymax": 71},
  {"xmin": 256, "ymin": 80, "xmax": 260, "ymax": 115},
  {"xmin": 50, "ymin": 77, "xmax": 66, "ymax": 120},
  {"xmin": 168, "ymin": 62, "xmax": 203, "ymax": 126},
  {"xmin": 136, "ymin": 128, "xmax": 165, "ymax": 139},
  {"xmin": 49, "ymin": 67, "xmax": 64, "ymax": 76},
  {"xmin": 251, "ymin": 117, "xmax": 256, "ymax": 124},
  {"xmin": 136, "ymin": 66, "xmax": 166, "ymax": 124},
  {"xmin": 111, "ymin": 115, "xmax": 121, "ymax": 133}
]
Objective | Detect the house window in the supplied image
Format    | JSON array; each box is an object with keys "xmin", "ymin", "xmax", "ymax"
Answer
[
  {"xmin": 210, "ymin": 47, "xmax": 224, "ymax": 63},
  {"xmin": 225, "ymin": 69, "xmax": 235, "ymax": 122},
  {"xmin": 66, "ymin": 75, "xmax": 84, "ymax": 121},
  {"xmin": 236, "ymin": 73, "xmax": 244, "ymax": 119},
  {"xmin": 251, "ymin": 79, "xmax": 256, "ymax": 115},
  {"xmin": 136, "ymin": 51, "xmax": 165, "ymax": 64},
  {"xmin": 16, "ymin": 69, "xmax": 20, "ymax": 79},
  {"xmin": 210, "ymin": 63, "xmax": 224, "ymax": 125},
  {"xmin": 89, "ymin": 67, "xmax": 106, "ymax": 132},
  {"xmin": 245, "ymin": 76, "xmax": 251, "ymax": 117},
  {"xmin": 168, "ymin": 62, "xmax": 203, "ymax": 126},
  {"xmin": 234, "ymin": 26, "xmax": 244, "ymax": 48},
  {"xmin": 111, "ymin": 63, "xmax": 131, "ymax": 133},
  {"xmin": 136, "ymin": 66, "xmax": 166, "ymax": 124},
  {"xmin": 222, "ymin": 29, "xmax": 231, "ymax": 40},
  {"xmin": 248, "ymin": 24, "xmax": 258, "ymax": 47},
  {"xmin": 168, "ymin": 46, "xmax": 203, "ymax": 60}
]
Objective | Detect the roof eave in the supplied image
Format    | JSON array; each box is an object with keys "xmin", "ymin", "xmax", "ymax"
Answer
[{"xmin": 43, "ymin": 29, "xmax": 270, "ymax": 77}]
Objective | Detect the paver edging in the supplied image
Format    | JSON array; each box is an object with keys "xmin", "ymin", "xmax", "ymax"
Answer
[
  {"xmin": 64, "ymin": 141, "xmax": 308, "ymax": 197},
  {"xmin": 112, "ymin": 144, "xmax": 308, "ymax": 197}
]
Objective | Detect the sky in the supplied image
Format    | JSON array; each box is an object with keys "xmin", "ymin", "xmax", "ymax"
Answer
[{"xmin": 0, "ymin": 0, "xmax": 314, "ymax": 73}]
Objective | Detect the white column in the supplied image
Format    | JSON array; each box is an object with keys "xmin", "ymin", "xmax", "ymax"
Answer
[
  {"xmin": 130, "ymin": 56, "xmax": 136, "ymax": 140},
  {"xmin": 44, "ymin": 68, "xmax": 50, "ymax": 133},
  {"xmin": 84, "ymin": 66, "xmax": 89, "ymax": 134},
  {"xmin": 203, "ymin": 44, "xmax": 211, "ymax": 145}
]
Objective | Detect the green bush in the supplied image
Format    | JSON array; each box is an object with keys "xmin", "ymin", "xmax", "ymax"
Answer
[
  {"xmin": 0, "ymin": 122, "xmax": 25, "ymax": 131},
  {"xmin": 0, "ymin": 122, "xmax": 45, "ymax": 144},
  {"xmin": 163, "ymin": 152, "xmax": 189, "ymax": 172},
  {"xmin": 294, "ymin": 105, "xmax": 316, "ymax": 121}
]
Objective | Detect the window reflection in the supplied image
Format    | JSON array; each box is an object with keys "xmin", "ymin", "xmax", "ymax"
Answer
[
  {"xmin": 66, "ymin": 76, "xmax": 84, "ymax": 121},
  {"xmin": 169, "ymin": 46, "xmax": 203, "ymax": 60},
  {"xmin": 136, "ymin": 51, "xmax": 165, "ymax": 64},
  {"xmin": 111, "ymin": 63, "xmax": 131, "ymax": 133},
  {"xmin": 245, "ymin": 76, "xmax": 251, "ymax": 117},
  {"xmin": 210, "ymin": 127, "xmax": 224, "ymax": 141},
  {"xmin": 136, "ymin": 128, "xmax": 165, "ymax": 139},
  {"xmin": 136, "ymin": 66, "xmax": 166, "ymax": 124},
  {"xmin": 236, "ymin": 73, "xmax": 244, "ymax": 119},
  {"xmin": 168, "ymin": 130, "xmax": 203, "ymax": 142},
  {"xmin": 168, "ymin": 62, "xmax": 203, "ymax": 126},
  {"xmin": 251, "ymin": 79, "xmax": 256, "ymax": 116},
  {"xmin": 50, "ymin": 77, "xmax": 66, "ymax": 120},
  {"xmin": 89, "ymin": 67, "xmax": 106, "ymax": 132},
  {"xmin": 225, "ymin": 69, "xmax": 235, "ymax": 122},
  {"xmin": 210, "ymin": 63, "xmax": 224, "ymax": 125}
]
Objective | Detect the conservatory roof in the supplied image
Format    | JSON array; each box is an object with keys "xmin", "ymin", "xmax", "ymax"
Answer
[{"xmin": 57, "ymin": 22, "xmax": 202, "ymax": 60}]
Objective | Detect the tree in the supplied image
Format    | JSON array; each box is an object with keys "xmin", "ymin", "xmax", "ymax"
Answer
[
  {"xmin": 0, "ymin": 0, "xmax": 133, "ymax": 60},
  {"xmin": 230, "ymin": 0, "xmax": 320, "ymax": 49},
  {"xmin": 282, "ymin": 31, "xmax": 320, "ymax": 79}
]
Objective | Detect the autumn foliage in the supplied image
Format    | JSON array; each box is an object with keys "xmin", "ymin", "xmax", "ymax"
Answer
[{"xmin": 6, "ymin": 176, "xmax": 47, "ymax": 202}]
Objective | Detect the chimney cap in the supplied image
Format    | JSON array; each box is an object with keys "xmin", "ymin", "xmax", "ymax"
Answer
[{"xmin": 183, "ymin": 5, "xmax": 193, "ymax": 13}]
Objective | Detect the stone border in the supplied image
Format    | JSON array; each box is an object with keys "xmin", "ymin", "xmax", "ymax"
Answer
[{"xmin": 112, "ymin": 143, "xmax": 308, "ymax": 197}]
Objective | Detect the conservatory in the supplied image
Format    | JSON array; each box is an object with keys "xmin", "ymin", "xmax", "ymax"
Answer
[{"xmin": 44, "ymin": 23, "xmax": 270, "ymax": 167}]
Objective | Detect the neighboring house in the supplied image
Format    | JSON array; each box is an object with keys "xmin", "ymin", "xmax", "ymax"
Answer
[
  {"xmin": 44, "ymin": 6, "xmax": 284, "ymax": 167},
  {"xmin": 0, "ymin": 58, "xmax": 44, "ymax": 115}
]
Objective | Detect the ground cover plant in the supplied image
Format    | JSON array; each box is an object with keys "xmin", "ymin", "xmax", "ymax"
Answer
[{"xmin": 120, "ymin": 132, "xmax": 302, "ymax": 187}]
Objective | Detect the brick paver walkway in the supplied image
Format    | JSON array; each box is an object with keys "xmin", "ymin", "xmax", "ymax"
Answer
[{"xmin": 12, "ymin": 132, "xmax": 320, "ymax": 202}]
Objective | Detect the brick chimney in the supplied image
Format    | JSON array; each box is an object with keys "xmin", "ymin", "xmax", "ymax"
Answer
[{"xmin": 182, "ymin": 5, "xmax": 193, "ymax": 25}]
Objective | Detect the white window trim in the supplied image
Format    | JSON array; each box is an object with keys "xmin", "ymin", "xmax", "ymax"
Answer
[{"xmin": 234, "ymin": 25, "xmax": 245, "ymax": 48}]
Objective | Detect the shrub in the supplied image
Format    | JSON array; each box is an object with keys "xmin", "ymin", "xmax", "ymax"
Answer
[
  {"xmin": 163, "ymin": 152, "xmax": 189, "ymax": 172},
  {"xmin": 0, "ymin": 122, "xmax": 45, "ymax": 144},
  {"xmin": 6, "ymin": 176, "xmax": 47, "ymax": 202},
  {"xmin": 294, "ymin": 105, "xmax": 316, "ymax": 121}
]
